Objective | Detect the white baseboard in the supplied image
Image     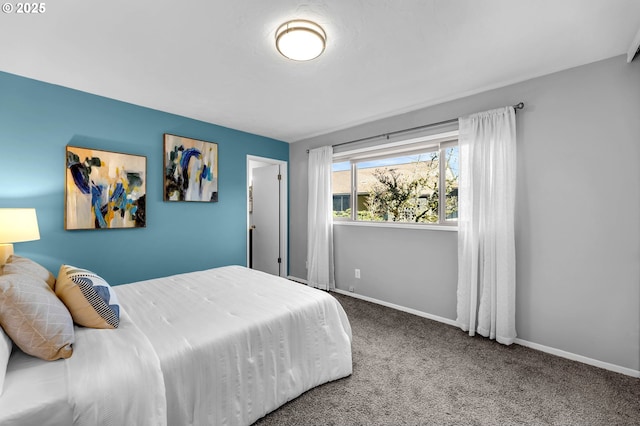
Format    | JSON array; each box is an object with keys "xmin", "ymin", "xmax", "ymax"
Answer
[
  {"xmin": 331, "ymin": 288, "xmax": 459, "ymax": 327},
  {"xmin": 287, "ymin": 275, "xmax": 308, "ymax": 284},
  {"xmin": 513, "ymin": 338, "xmax": 640, "ymax": 378},
  {"xmin": 286, "ymin": 276, "xmax": 640, "ymax": 379}
]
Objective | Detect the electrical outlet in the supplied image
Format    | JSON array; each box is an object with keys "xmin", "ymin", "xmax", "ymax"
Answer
[
  {"xmin": 349, "ymin": 286, "xmax": 355, "ymax": 292},
  {"xmin": 355, "ymin": 269, "xmax": 360, "ymax": 279}
]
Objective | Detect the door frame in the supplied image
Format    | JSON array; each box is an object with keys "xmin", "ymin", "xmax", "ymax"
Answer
[{"xmin": 246, "ymin": 155, "xmax": 288, "ymax": 276}]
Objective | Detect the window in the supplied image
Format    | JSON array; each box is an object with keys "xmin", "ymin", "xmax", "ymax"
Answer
[
  {"xmin": 332, "ymin": 161, "xmax": 351, "ymax": 218},
  {"xmin": 332, "ymin": 135, "xmax": 458, "ymax": 226}
]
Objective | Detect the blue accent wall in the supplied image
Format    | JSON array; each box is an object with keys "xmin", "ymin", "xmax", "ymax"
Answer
[{"xmin": 0, "ymin": 71, "xmax": 289, "ymax": 285}]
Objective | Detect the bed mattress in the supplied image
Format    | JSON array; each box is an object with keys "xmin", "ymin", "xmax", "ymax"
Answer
[
  {"xmin": 116, "ymin": 265, "xmax": 353, "ymax": 425},
  {"xmin": 0, "ymin": 265, "xmax": 352, "ymax": 426}
]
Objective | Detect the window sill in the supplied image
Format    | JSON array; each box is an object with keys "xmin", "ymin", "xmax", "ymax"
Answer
[{"xmin": 332, "ymin": 220, "xmax": 458, "ymax": 232}]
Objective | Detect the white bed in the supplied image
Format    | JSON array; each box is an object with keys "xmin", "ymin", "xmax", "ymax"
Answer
[{"xmin": 0, "ymin": 265, "xmax": 353, "ymax": 426}]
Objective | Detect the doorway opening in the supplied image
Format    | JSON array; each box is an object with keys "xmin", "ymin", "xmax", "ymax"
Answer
[{"xmin": 247, "ymin": 155, "xmax": 288, "ymax": 277}]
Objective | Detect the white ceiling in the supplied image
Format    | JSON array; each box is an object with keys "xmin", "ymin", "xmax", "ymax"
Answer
[{"xmin": 1, "ymin": 0, "xmax": 638, "ymax": 143}]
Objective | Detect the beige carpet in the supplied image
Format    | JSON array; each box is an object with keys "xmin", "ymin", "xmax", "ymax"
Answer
[{"xmin": 254, "ymin": 292, "xmax": 640, "ymax": 425}]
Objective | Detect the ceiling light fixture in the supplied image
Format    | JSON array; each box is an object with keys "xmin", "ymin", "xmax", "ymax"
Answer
[{"xmin": 275, "ymin": 20, "xmax": 326, "ymax": 61}]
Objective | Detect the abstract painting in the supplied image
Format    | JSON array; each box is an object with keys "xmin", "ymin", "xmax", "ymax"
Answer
[
  {"xmin": 163, "ymin": 134, "xmax": 218, "ymax": 202},
  {"xmin": 65, "ymin": 146, "xmax": 146, "ymax": 230}
]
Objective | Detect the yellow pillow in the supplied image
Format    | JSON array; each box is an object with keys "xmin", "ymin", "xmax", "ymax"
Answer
[
  {"xmin": 0, "ymin": 274, "xmax": 74, "ymax": 361},
  {"xmin": 55, "ymin": 265, "xmax": 120, "ymax": 329}
]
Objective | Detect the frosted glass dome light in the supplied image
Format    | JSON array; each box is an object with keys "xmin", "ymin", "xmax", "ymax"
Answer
[{"xmin": 276, "ymin": 20, "xmax": 326, "ymax": 61}]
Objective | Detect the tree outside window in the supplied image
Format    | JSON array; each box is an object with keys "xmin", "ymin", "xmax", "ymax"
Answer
[{"xmin": 332, "ymin": 142, "xmax": 458, "ymax": 225}]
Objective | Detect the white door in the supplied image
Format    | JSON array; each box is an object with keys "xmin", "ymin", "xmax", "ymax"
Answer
[{"xmin": 252, "ymin": 164, "xmax": 281, "ymax": 276}]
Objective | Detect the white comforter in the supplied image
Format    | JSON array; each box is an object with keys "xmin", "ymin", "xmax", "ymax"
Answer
[
  {"xmin": 116, "ymin": 265, "xmax": 353, "ymax": 426},
  {"xmin": 65, "ymin": 310, "xmax": 167, "ymax": 425},
  {"xmin": 0, "ymin": 266, "xmax": 352, "ymax": 426}
]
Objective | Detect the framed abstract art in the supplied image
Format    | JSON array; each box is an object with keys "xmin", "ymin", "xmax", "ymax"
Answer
[
  {"xmin": 65, "ymin": 146, "xmax": 146, "ymax": 230},
  {"xmin": 163, "ymin": 134, "xmax": 218, "ymax": 202}
]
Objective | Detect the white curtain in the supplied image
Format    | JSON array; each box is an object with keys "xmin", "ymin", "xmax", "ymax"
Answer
[
  {"xmin": 307, "ymin": 146, "xmax": 335, "ymax": 290},
  {"xmin": 456, "ymin": 106, "xmax": 517, "ymax": 345}
]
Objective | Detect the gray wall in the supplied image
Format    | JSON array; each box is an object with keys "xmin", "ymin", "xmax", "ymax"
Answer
[
  {"xmin": 334, "ymin": 226, "xmax": 458, "ymax": 320},
  {"xmin": 289, "ymin": 55, "xmax": 640, "ymax": 372}
]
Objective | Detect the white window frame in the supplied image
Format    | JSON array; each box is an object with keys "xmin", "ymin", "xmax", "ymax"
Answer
[{"xmin": 332, "ymin": 130, "xmax": 459, "ymax": 229}]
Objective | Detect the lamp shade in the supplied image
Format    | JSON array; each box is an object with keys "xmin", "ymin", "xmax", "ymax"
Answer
[
  {"xmin": 276, "ymin": 20, "xmax": 326, "ymax": 61},
  {"xmin": 0, "ymin": 208, "xmax": 40, "ymax": 243}
]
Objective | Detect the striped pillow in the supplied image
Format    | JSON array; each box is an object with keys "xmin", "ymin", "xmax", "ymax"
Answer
[{"xmin": 55, "ymin": 265, "xmax": 120, "ymax": 329}]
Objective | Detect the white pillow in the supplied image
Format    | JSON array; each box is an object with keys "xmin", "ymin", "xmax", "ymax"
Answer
[{"xmin": 0, "ymin": 326, "xmax": 11, "ymax": 396}]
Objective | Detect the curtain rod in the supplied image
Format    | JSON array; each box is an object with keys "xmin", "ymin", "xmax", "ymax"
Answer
[{"xmin": 307, "ymin": 102, "xmax": 524, "ymax": 153}]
